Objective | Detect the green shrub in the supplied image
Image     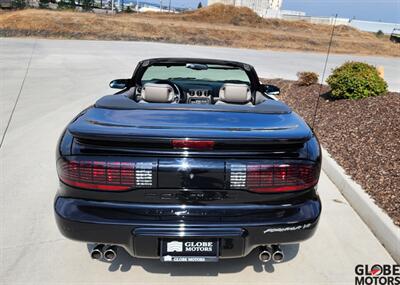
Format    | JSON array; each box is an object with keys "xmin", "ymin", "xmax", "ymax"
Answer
[
  {"xmin": 326, "ymin": 61, "xmax": 388, "ymax": 100},
  {"xmin": 297, "ymin": 71, "xmax": 319, "ymax": 86}
]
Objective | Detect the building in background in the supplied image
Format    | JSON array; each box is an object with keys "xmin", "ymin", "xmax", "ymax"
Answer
[{"xmin": 208, "ymin": 0, "xmax": 283, "ymax": 17}]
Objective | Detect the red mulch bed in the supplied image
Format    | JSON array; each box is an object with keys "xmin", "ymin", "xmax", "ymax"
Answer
[{"xmin": 261, "ymin": 79, "xmax": 400, "ymax": 226}]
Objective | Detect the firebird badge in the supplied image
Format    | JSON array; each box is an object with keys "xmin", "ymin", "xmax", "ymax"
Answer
[{"xmin": 264, "ymin": 223, "xmax": 312, "ymax": 233}]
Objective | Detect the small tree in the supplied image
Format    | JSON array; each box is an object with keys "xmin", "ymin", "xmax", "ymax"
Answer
[
  {"xmin": 125, "ymin": 6, "xmax": 133, "ymax": 13},
  {"xmin": 197, "ymin": 1, "xmax": 202, "ymax": 9}
]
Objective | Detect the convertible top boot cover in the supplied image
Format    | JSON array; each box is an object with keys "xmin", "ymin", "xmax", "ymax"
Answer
[{"xmin": 68, "ymin": 105, "xmax": 313, "ymax": 143}]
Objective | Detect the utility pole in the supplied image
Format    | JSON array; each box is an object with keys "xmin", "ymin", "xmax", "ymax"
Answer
[
  {"xmin": 159, "ymin": 0, "xmax": 162, "ymax": 11},
  {"xmin": 168, "ymin": 0, "xmax": 171, "ymax": 12},
  {"xmin": 136, "ymin": 0, "xmax": 138, "ymax": 12},
  {"xmin": 111, "ymin": 0, "xmax": 114, "ymax": 13}
]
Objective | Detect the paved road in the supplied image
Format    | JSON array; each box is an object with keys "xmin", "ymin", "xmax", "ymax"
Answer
[{"xmin": 0, "ymin": 38, "xmax": 395, "ymax": 285}]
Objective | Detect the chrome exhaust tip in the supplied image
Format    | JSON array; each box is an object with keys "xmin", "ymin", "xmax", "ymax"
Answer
[
  {"xmin": 91, "ymin": 244, "xmax": 104, "ymax": 260},
  {"xmin": 258, "ymin": 246, "xmax": 272, "ymax": 263},
  {"xmin": 103, "ymin": 245, "xmax": 117, "ymax": 262},
  {"xmin": 271, "ymin": 245, "xmax": 284, "ymax": 263}
]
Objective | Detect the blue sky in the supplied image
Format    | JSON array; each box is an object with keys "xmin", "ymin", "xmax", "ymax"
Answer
[{"xmin": 153, "ymin": 0, "xmax": 399, "ymax": 23}]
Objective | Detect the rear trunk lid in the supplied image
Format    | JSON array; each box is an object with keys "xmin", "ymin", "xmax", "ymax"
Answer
[{"xmin": 68, "ymin": 106, "xmax": 312, "ymax": 143}]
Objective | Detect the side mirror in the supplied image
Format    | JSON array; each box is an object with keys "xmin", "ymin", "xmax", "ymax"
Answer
[
  {"xmin": 264, "ymin": 84, "xmax": 280, "ymax": 96},
  {"xmin": 109, "ymin": 79, "xmax": 130, "ymax": 89}
]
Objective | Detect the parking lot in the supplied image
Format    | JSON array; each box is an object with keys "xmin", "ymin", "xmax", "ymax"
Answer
[{"xmin": 0, "ymin": 38, "xmax": 396, "ymax": 285}]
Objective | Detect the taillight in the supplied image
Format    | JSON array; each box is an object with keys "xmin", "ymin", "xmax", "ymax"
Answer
[
  {"xmin": 57, "ymin": 157, "xmax": 154, "ymax": 191},
  {"xmin": 229, "ymin": 162, "xmax": 319, "ymax": 193}
]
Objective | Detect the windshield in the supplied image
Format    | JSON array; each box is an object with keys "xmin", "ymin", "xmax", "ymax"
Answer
[{"xmin": 141, "ymin": 64, "xmax": 250, "ymax": 84}]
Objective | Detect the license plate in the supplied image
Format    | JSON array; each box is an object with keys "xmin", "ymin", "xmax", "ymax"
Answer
[{"xmin": 160, "ymin": 238, "xmax": 219, "ymax": 262}]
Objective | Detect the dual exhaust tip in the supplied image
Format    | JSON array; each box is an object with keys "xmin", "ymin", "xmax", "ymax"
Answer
[
  {"xmin": 90, "ymin": 244, "xmax": 117, "ymax": 262},
  {"xmin": 92, "ymin": 244, "xmax": 283, "ymax": 263},
  {"xmin": 259, "ymin": 245, "xmax": 284, "ymax": 263}
]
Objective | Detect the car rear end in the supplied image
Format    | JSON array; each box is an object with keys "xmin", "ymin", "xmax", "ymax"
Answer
[{"xmin": 54, "ymin": 106, "xmax": 322, "ymax": 262}]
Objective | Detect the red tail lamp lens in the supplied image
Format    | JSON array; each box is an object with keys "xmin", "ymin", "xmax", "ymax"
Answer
[
  {"xmin": 172, "ymin": 140, "xmax": 215, "ymax": 150},
  {"xmin": 57, "ymin": 158, "xmax": 153, "ymax": 191},
  {"xmin": 230, "ymin": 162, "xmax": 319, "ymax": 193}
]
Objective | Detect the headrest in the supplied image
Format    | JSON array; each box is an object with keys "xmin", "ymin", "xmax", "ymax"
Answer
[
  {"xmin": 141, "ymin": 83, "xmax": 175, "ymax": 103},
  {"xmin": 219, "ymin": 84, "xmax": 251, "ymax": 104}
]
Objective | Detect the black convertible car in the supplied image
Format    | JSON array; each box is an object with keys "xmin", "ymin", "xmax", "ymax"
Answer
[{"xmin": 55, "ymin": 58, "xmax": 321, "ymax": 263}]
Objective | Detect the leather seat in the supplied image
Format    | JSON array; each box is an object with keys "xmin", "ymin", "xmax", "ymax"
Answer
[
  {"xmin": 140, "ymin": 83, "xmax": 176, "ymax": 103},
  {"xmin": 216, "ymin": 83, "xmax": 252, "ymax": 105}
]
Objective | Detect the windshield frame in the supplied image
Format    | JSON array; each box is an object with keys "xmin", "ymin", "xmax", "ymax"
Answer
[
  {"xmin": 131, "ymin": 58, "xmax": 261, "ymax": 91},
  {"xmin": 140, "ymin": 63, "xmax": 252, "ymax": 85}
]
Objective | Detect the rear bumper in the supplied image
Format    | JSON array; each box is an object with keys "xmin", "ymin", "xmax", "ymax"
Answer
[{"xmin": 54, "ymin": 196, "xmax": 321, "ymax": 258}]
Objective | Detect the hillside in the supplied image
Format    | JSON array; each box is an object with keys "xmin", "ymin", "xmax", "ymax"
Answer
[{"xmin": 0, "ymin": 5, "xmax": 398, "ymax": 57}]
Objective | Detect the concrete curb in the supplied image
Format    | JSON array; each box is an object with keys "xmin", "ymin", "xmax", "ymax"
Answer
[{"xmin": 321, "ymin": 147, "xmax": 400, "ymax": 263}]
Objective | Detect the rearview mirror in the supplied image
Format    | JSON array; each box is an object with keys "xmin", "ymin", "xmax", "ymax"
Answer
[
  {"xmin": 186, "ymin": 63, "xmax": 208, "ymax": 70},
  {"xmin": 109, "ymin": 79, "xmax": 130, "ymax": 89},
  {"xmin": 264, "ymin": 84, "xmax": 280, "ymax": 96}
]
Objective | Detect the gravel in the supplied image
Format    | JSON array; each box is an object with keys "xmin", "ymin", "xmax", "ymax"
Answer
[{"xmin": 262, "ymin": 79, "xmax": 400, "ymax": 226}]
